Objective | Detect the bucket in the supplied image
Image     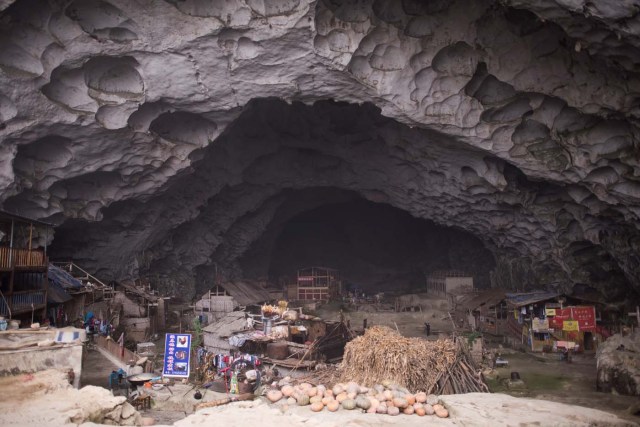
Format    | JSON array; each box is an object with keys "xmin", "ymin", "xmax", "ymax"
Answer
[
  {"xmin": 0, "ymin": 318, "xmax": 6, "ymax": 331},
  {"xmin": 263, "ymin": 318, "xmax": 273, "ymax": 336},
  {"xmin": 8, "ymin": 320, "xmax": 20, "ymax": 330}
]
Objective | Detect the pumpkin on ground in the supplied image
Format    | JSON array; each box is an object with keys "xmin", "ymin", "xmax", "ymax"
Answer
[
  {"xmin": 435, "ymin": 407, "xmax": 449, "ymax": 418},
  {"xmin": 281, "ymin": 385, "xmax": 294, "ymax": 397},
  {"xmin": 267, "ymin": 390, "xmax": 283, "ymax": 403},
  {"xmin": 355, "ymin": 396, "xmax": 371, "ymax": 410},
  {"xmin": 387, "ymin": 406, "xmax": 400, "ymax": 416},
  {"xmin": 310, "ymin": 402, "xmax": 324, "ymax": 412},
  {"xmin": 296, "ymin": 394, "xmax": 310, "ymax": 406},
  {"xmin": 342, "ymin": 399, "xmax": 357, "ymax": 410}
]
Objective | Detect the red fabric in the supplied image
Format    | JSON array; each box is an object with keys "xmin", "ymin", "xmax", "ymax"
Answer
[{"xmin": 548, "ymin": 306, "xmax": 596, "ymax": 331}]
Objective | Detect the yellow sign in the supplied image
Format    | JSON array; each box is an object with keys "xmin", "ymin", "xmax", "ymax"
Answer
[
  {"xmin": 563, "ymin": 320, "xmax": 579, "ymax": 331},
  {"xmin": 514, "ymin": 309, "xmax": 519, "ymax": 319},
  {"xmin": 532, "ymin": 317, "xmax": 549, "ymax": 332},
  {"xmin": 545, "ymin": 308, "xmax": 556, "ymax": 316}
]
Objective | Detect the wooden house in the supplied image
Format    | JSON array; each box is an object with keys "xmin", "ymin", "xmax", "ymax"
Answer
[
  {"xmin": 195, "ymin": 281, "xmax": 271, "ymax": 324},
  {"xmin": 286, "ymin": 267, "xmax": 341, "ymax": 302},
  {"xmin": 0, "ymin": 211, "xmax": 52, "ymax": 324},
  {"xmin": 452, "ymin": 289, "xmax": 508, "ymax": 334},
  {"xmin": 505, "ymin": 291, "xmax": 599, "ymax": 352}
]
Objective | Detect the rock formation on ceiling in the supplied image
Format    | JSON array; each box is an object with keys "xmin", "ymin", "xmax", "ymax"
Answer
[{"xmin": 0, "ymin": 0, "xmax": 639, "ymax": 301}]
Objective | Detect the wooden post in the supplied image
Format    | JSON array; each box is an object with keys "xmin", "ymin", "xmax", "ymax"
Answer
[
  {"xmin": 627, "ymin": 306, "xmax": 640, "ymax": 327},
  {"xmin": 28, "ymin": 222, "xmax": 33, "ymax": 252},
  {"xmin": 8, "ymin": 219, "xmax": 14, "ymax": 266}
]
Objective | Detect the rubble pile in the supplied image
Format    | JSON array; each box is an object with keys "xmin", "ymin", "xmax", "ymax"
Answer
[{"xmin": 0, "ymin": 369, "xmax": 143, "ymax": 426}]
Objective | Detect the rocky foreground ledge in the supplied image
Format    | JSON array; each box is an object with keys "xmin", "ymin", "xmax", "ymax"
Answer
[{"xmin": 0, "ymin": 369, "xmax": 635, "ymax": 427}]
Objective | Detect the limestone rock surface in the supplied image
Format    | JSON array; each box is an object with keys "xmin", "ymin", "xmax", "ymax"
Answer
[{"xmin": 0, "ymin": 0, "xmax": 639, "ymax": 299}]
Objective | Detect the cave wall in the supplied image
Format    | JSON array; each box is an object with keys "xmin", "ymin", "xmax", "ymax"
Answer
[
  {"xmin": 0, "ymin": 0, "xmax": 638, "ymax": 301},
  {"xmin": 257, "ymin": 197, "xmax": 496, "ymax": 293}
]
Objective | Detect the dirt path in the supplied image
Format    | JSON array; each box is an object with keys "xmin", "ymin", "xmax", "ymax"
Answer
[{"xmin": 80, "ymin": 347, "xmax": 120, "ymax": 388}]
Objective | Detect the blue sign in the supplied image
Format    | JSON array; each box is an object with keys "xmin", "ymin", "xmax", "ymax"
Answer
[{"xmin": 163, "ymin": 333, "xmax": 192, "ymax": 378}]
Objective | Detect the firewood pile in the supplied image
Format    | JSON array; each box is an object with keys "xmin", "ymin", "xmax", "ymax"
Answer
[{"xmin": 339, "ymin": 326, "xmax": 488, "ymax": 394}]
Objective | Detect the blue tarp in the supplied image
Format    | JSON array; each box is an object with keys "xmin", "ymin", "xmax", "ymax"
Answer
[
  {"xmin": 48, "ymin": 280, "xmax": 72, "ymax": 303},
  {"xmin": 47, "ymin": 264, "xmax": 81, "ymax": 304},
  {"xmin": 48, "ymin": 264, "xmax": 83, "ymax": 290},
  {"xmin": 505, "ymin": 291, "xmax": 560, "ymax": 307}
]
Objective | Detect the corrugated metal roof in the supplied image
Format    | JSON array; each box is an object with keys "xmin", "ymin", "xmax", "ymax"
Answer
[
  {"xmin": 202, "ymin": 311, "xmax": 247, "ymax": 337},
  {"xmin": 505, "ymin": 291, "xmax": 560, "ymax": 307},
  {"xmin": 456, "ymin": 289, "xmax": 506, "ymax": 312},
  {"xmin": 217, "ymin": 281, "xmax": 271, "ymax": 306}
]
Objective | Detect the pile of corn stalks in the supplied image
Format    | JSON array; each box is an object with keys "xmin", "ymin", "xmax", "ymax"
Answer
[{"xmin": 339, "ymin": 326, "xmax": 488, "ymax": 394}]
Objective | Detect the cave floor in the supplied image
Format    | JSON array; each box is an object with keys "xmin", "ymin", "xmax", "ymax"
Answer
[
  {"xmin": 485, "ymin": 350, "xmax": 639, "ymax": 422},
  {"xmin": 316, "ymin": 302, "xmax": 638, "ymax": 422}
]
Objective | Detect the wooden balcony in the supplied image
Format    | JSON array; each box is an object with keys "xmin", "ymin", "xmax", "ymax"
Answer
[
  {"xmin": 0, "ymin": 246, "xmax": 47, "ymax": 270},
  {"xmin": 0, "ymin": 289, "xmax": 47, "ymax": 317}
]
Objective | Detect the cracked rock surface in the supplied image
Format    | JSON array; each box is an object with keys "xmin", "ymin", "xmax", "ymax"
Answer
[{"xmin": 0, "ymin": 0, "xmax": 639, "ymax": 300}]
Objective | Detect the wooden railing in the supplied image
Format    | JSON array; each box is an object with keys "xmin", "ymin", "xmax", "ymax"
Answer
[
  {"xmin": 0, "ymin": 246, "xmax": 47, "ymax": 269},
  {"xmin": 0, "ymin": 289, "xmax": 46, "ymax": 316},
  {"xmin": 51, "ymin": 261, "xmax": 108, "ymax": 288}
]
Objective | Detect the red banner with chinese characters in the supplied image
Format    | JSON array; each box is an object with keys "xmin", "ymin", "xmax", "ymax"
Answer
[{"xmin": 547, "ymin": 306, "xmax": 596, "ymax": 332}]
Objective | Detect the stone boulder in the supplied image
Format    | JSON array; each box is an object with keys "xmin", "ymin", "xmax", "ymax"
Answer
[{"xmin": 596, "ymin": 332, "xmax": 640, "ymax": 396}]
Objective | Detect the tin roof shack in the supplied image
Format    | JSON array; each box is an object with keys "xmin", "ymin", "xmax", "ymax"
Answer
[
  {"xmin": 194, "ymin": 281, "xmax": 271, "ymax": 325},
  {"xmin": 286, "ymin": 267, "xmax": 342, "ymax": 302},
  {"xmin": 202, "ymin": 311, "xmax": 248, "ymax": 354},
  {"xmin": 505, "ymin": 292, "xmax": 599, "ymax": 352},
  {"xmin": 0, "ymin": 328, "xmax": 84, "ymax": 388},
  {"xmin": 426, "ymin": 270, "xmax": 473, "ymax": 299},
  {"xmin": 0, "ymin": 211, "xmax": 53, "ymax": 325},
  {"xmin": 453, "ymin": 289, "xmax": 507, "ymax": 334}
]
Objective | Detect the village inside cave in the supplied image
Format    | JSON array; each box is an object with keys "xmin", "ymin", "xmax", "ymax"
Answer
[{"xmin": 0, "ymin": 0, "xmax": 640, "ymax": 426}]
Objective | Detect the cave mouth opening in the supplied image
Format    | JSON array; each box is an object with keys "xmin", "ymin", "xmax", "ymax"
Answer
[{"xmin": 238, "ymin": 189, "xmax": 495, "ymax": 295}]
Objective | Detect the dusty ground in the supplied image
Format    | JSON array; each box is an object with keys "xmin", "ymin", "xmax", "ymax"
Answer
[
  {"xmin": 81, "ymin": 346, "xmax": 121, "ymax": 389},
  {"xmin": 484, "ymin": 349, "xmax": 640, "ymax": 422},
  {"xmin": 316, "ymin": 297, "xmax": 452, "ymax": 338}
]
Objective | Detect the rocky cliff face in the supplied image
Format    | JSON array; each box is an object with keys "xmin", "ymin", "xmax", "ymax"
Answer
[{"xmin": 0, "ymin": 0, "xmax": 639, "ymax": 300}]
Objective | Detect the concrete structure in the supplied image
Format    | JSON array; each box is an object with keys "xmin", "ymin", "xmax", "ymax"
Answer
[
  {"xmin": 426, "ymin": 270, "xmax": 474, "ymax": 297},
  {"xmin": 0, "ymin": 329, "xmax": 84, "ymax": 388}
]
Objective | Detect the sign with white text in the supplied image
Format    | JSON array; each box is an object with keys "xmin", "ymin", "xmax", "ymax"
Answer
[{"xmin": 163, "ymin": 333, "xmax": 191, "ymax": 378}]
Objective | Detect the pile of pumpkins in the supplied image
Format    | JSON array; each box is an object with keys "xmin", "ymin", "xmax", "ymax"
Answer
[{"xmin": 265, "ymin": 380, "xmax": 449, "ymax": 417}]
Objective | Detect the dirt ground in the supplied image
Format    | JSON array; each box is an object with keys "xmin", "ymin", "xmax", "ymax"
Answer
[{"xmin": 484, "ymin": 349, "xmax": 640, "ymax": 422}]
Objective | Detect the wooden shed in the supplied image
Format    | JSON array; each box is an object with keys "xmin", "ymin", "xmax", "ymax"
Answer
[{"xmin": 195, "ymin": 281, "xmax": 271, "ymax": 324}]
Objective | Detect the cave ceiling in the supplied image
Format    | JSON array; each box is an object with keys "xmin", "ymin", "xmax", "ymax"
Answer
[{"xmin": 0, "ymin": 0, "xmax": 639, "ymax": 301}]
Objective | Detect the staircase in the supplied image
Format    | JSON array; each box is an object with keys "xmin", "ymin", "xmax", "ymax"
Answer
[{"xmin": 51, "ymin": 261, "xmax": 115, "ymax": 301}]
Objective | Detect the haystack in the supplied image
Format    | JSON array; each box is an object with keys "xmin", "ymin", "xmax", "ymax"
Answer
[{"xmin": 339, "ymin": 326, "xmax": 488, "ymax": 394}]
